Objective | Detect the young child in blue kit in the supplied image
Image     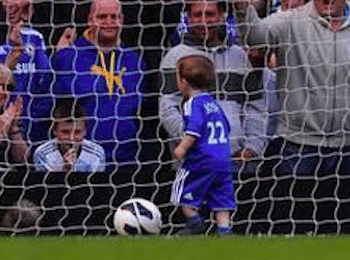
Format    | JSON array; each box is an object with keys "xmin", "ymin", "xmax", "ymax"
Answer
[{"xmin": 171, "ymin": 54, "xmax": 236, "ymax": 235}]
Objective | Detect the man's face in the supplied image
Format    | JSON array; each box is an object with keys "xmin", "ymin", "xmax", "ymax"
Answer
[
  {"xmin": 313, "ymin": 0, "xmax": 345, "ymax": 18},
  {"xmin": 2, "ymin": 0, "xmax": 29, "ymax": 26},
  {"xmin": 54, "ymin": 120, "xmax": 86, "ymax": 152},
  {"xmin": 89, "ymin": 0, "xmax": 123, "ymax": 46},
  {"xmin": 187, "ymin": 1, "xmax": 225, "ymax": 42}
]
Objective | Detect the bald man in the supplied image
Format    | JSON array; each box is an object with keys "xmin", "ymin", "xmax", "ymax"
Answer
[{"xmin": 52, "ymin": 0, "xmax": 152, "ymax": 174}]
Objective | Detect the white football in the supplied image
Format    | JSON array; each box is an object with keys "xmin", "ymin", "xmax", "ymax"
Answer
[{"xmin": 113, "ymin": 198, "xmax": 162, "ymax": 235}]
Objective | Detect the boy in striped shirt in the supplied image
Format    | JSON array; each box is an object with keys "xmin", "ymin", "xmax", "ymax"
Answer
[{"xmin": 34, "ymin": 100, "xmax": 105, "ymax": 173}]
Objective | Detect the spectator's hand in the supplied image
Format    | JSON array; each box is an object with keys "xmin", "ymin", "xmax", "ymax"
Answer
[
  {"xmin": 233, "ymin": 148, "xmax": 257, "ymax": 165},
  {"xmin": 9, "ymin": 21, "xmax": 23, "ymax": 48},
  {"xmin": 56, "ymin": 27, "xmax": 77, "ymax": 52},
  {"xmin": 6, "ymin": 21, "xmax": 24, "ymax": 70},
  {"xmin": 0, "ymin": 84, "xmax": 6, "ymax": 109},
  {"xmin": 241, "ymin": 147, "xmax": 257, "ymax": 159},
  {"xmin": 13, "ymin": 95, "xmax": 23, "ymax": 118},
  {"xmin": 0, "ymin": 65, "xmax": 12, "ymax": 93},
  {"xmin": 8, "ymin": 96, "xmax": 23, "ymax": 134},
  {"xmin": 63, "ymin": 146, "xmax": 78, "ymax": 172},
  {"xmin": 0, "ymin": 100, "xmax": 19, "ymax": 139}
]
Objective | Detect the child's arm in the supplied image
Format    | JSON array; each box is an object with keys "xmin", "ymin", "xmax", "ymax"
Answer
[{"xmin": 173, "ymin": 134, "xmax": 196, "ymax": 160}]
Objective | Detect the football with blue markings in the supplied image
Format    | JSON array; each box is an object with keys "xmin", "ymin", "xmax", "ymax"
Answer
[{"xmin": 113, "ymin": 198, "xmax": 162, "ymax": 235}]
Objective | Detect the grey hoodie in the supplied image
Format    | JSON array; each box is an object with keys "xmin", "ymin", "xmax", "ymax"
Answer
[
  {"xmin": 159, "ymin": 31, "xmax": 269, "ymax": 156},
  {"xmin": 238, "ymin": 1, "xmax": 350, "ymax": 147}
]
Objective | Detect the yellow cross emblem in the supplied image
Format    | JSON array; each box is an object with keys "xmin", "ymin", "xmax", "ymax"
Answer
[{"xmin": 91, "ymin": 51, "xmax": 126, "ymax": 96}]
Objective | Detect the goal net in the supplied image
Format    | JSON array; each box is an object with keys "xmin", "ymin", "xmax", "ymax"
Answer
[{"xmin": 0, "ymin": 0, "xmax": 349, "ymax": 236}]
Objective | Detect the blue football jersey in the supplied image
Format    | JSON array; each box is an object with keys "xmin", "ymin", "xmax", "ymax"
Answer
[
  {"xmin": 183, "ymin": 92, "xmax": 232, "ymax": 170},
  {"xmin": 0, "ymin": 27, "xmax": 52, "ymax": 142}
]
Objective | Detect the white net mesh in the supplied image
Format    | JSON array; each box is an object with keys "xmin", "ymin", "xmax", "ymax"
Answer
[{"xmin": 0, "ymin": 0, "xmax": 349, "ymax": 236}]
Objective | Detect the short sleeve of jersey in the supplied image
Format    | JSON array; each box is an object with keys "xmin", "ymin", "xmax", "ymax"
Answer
[{"xmin": 183, "ymin": 97, "xmax": 204, "ymax": 138}]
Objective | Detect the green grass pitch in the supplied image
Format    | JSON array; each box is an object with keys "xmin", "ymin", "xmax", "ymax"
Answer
[{"xmin": 1, "ymin": 235, "xmax": 350, "ymax": 260}]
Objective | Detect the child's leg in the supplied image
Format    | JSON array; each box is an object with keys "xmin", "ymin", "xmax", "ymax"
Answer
[
  {"xmin": 216, "ymin": 210, "xmax": 232, "ymax": 234},
  {"xmin": 171, "ymin": 166, "xmax": 210, "ymax": 234},
  {"xmin": 180, "ymin": 206, "xmax": 205, "ymax": 234}
]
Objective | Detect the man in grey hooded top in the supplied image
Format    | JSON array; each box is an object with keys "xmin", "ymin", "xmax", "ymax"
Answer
[
  {"xmin": 234, "ymin": 0, "xmax": 350, "ymax": 176},
  {"xmin": 160, "ymin": 0, "xmax": 269, "ymax": 170}
]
